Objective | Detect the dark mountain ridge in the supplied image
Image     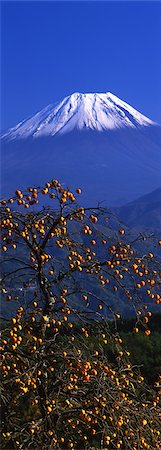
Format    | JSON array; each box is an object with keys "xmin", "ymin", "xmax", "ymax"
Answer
[{"xmin": 114, "ymin": 187, "xmax": 161, "ymax": 230}]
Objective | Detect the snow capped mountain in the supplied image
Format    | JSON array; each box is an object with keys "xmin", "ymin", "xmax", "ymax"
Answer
[
  {"xmin": 1, "ymin": 92, "xmax": 156, "ymax": 141},
  {"xmin": 1, "ymin": 91, "xmax": 161, "ymax": 206}
]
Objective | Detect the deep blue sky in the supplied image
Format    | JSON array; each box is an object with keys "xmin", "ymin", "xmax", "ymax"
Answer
[{"xmin": 1, "ymin": 1, "xmax": 161, "ymax": 131}]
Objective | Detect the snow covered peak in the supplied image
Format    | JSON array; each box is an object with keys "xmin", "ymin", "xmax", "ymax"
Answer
[{"xmin": 2, "ymin": 92, "xmax": 156, "ymax": 140}]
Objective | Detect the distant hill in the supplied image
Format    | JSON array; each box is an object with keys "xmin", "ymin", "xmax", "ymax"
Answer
[{"xmin": 114, "ymin": 187, "xmax": 161, "ymax": 230}]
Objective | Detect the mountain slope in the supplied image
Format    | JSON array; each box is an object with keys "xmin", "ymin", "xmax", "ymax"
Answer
[
  {"xmin": 114, "ymin": 187, "xmax": 161, "ymax": 230},
  {"xmin": 1, "ymin": 92, "xmax": 161, "ymax": 206},
  {"xmin": 1, "ymin": 92, "xmax": 156, "ymax": 141}
]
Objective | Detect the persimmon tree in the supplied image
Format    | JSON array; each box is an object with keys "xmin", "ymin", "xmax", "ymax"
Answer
[{"xmin": 0, "ymin": 179, "xmax": 161, "ymax": 450}]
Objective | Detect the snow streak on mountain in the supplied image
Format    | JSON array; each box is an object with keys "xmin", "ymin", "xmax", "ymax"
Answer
[{"xmin": 2, "ymin": 92, "xmax": 156, "ymax": 141}]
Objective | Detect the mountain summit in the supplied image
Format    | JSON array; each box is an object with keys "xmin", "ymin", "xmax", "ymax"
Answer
[{"xmin": 2, "ymin": 92, "xmax": 156, "ymax": 141}]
